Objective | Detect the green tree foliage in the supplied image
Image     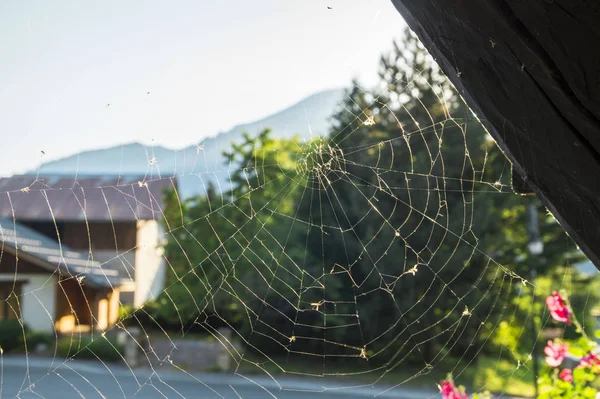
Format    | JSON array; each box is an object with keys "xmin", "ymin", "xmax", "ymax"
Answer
[
  {"xmin": 153, "ymin": 130, "xmax": 311, "ymax": 344},
  {"xmin": 147, "ymin": 29, "xmax": 596, "ymax": 372},
  {"xmin": 294, "ymin": 29, "xmax": 587, "ymax": 366}
]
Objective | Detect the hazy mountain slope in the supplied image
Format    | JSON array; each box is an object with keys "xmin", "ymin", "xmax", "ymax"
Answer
[
  {"xmin": 34, "ymin": 88, "xmax": 345, "ymax": 196},
  {"xmin": 32, "ymin": 142, "xmax": 177, "ymax": 176}
]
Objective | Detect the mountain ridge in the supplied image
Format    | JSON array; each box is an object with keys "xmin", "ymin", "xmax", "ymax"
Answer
[{"xmin": 33, "ymin": 88, "xmax": 346, "ymax": 197}]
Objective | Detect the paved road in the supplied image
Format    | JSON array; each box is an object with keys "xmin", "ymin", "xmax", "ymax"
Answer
[{"xmin": 0, "ymin": 357, "xmax": 436, "ymax": 399}]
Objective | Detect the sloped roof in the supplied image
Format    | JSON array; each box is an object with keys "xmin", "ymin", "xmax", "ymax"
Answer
[
  {"xmin": 0, "ymin": 218, "xmax": 133, "ymax": 289},
  {"xmin": 0, "ymin": 175, "xmax": 175, "ymax": 222}
]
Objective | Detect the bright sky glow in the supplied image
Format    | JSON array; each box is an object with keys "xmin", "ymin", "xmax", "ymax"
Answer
[{"xmin": 0, "ymin": 0, "xmax": 405, "ymax": 176}]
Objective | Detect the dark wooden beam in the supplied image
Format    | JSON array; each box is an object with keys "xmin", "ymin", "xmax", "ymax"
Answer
[
  {"xmin": 391, "ymin": 0, "xmax": 600, "ymax": 268},
  {"xmin": 512, "ymin": 166, "xmax": 534, "ymax": 196}
]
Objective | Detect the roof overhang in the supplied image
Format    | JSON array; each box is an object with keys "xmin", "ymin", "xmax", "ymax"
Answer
[
  {"xmin": 391, "ymin": 0, "xmax": 600, "ymax": 269},
  {"xmin": 0, "ymin": 219, "xmax": 120, "ymax": 289},
  {"xmin": 1, "ymin": 245, "xmax": 112, "ymax": 290}
]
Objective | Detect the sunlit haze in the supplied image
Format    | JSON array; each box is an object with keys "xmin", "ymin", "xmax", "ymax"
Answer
[{"xmin": 0, "ymin": 0, "xmax": 405, "ymax": 176}]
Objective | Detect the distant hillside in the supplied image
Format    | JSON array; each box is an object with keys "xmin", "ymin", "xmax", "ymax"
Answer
[{"xmin": 34, "ymin": 88, "xmax": 345, "ymax": 197}]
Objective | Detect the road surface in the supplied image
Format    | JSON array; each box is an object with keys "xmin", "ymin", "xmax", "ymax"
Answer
[{"xmin": 0, "ymin": 356, "xmax": 436, "ymax": 399}]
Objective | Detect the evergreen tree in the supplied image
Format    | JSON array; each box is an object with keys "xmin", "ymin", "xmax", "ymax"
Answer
[
  {"xmin": 295, "ymin": 29, "xmax": 584, "ymax": 366},
  {"xmin": 149, "ymin": 30, "xmax": 593, "ymax": 374}
]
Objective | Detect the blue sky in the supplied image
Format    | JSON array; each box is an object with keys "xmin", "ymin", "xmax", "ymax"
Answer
[{"xmin": 0, "ymin": 0, "xmax": 406, "ymax": 176}]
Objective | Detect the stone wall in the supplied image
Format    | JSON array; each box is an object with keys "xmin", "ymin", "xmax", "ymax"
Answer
[{"xmin": 121, "ymin": 327, "xmax": 237, "ymax": 371}]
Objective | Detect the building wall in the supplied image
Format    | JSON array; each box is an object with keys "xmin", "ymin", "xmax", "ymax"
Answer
[
  {"xmin": 61, "ymin": 222, "xmax": 137, "ymax": 251},
  {"xmin": 134, "ymin": 220, "xmax": 166, "ymax": 307},
  {"xmin": 54, "ymin": 278, "xmax": 119, "ymax": 333},
  {"xmin": 0, "ymin": 253, "xmax": 57, "ymax": 332},
  {"xmin": 54, "ymin": 278, "xmax": 93, "ymax": 332},
  {"xmin": 108, "ymin": 288, "xmax": 120, "ymax": 326},
  {"xmin": 4, "ymin": 219, "xmax": 165, "ymax": 314},
  {"xmin": 21, "ymin": 221, "xmax": 138, "ymax": 252},
  {"xmin": 14, "ymin": 274, "xmax": 57, "ymax": 333},
  {"xmin": 22, "ymin": 274, "xmax": 57, "ymax": 332}
]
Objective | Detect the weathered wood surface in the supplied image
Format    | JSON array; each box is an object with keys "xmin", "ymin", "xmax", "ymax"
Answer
[{"xmin": 392, "ymin": 0, "xmax": 600, "ymax": 268}]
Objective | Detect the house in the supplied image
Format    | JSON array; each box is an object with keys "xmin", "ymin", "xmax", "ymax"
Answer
[{"xmin": 0, "ymin": 175, "xmax": 175, "ymax": 333}]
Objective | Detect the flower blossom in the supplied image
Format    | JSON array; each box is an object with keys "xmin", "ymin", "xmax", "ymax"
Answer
[
  {"xmin": 544, "ymin": 340, "xmax": 568, "ymax": 367},
  {"xmin": 546, "ymin": 291, "xmax": 571, "ymax": 325},
  {"xmin": 440, "ymin": 380, "xmax": 468, "ymax": 399},
  {"xmin": 559, "ymin": 368, "xmax": 573, "ymax": 382},
  {"xmin": 579, "ymin": 352, "xmax": 599, "ymax": 368}
]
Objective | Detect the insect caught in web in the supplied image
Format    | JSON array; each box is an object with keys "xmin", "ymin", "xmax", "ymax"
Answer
[
  {"xmin": 359, "ymin": 347, "xmax": 368, "ymax": 360},
  {"xmin": 363, "ymin": 116, "xmax": 375, "ymax": 126},
  {"xmin": 311, "ymin": 300, "xmax": 325, "ymax": 311},
  {"xmin": 406, "ymin": 265, "xmax": 418, "ymax": 276}
]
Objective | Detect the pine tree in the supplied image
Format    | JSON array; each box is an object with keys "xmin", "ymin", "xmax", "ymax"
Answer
[{"xmin": 296, "ymin": 29, "xmax": 585, "ymax": 366}]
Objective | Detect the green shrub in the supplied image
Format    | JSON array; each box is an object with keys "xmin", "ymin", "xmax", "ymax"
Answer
[
  {"xmin": 25, "ymin": 330, "xmax": 55, "ymax": 351},
  {"xmin": 57, "ymin": 335, "xmax": 124, "ymax": 362},
  {"xmin": 0, "ymin": 319, "xmax": 27, "ymax": 352}
]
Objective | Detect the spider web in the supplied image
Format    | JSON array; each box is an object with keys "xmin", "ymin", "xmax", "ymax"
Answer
[{"xmin": 0, "ymin": 37, "xmax": 587, "ymax": 399}]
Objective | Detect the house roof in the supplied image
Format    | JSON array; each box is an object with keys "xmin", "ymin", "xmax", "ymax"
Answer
[
  {"xmin": 0, "ymin": 218, "xmax": 134, "ymax": 289},
  {"xmin": 0, "ymin": 175, "xmax": 175, "ymax": 222}
]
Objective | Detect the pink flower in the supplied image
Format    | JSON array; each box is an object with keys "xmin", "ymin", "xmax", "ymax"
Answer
[
  {"xmin": 579, "ymin": 352, "xmax": 599, "ymax": 368},
  {"xmin": 546, "ymin": 291, "xmax": 571, "ymax": 325},
  {"xmin": 544, "ymin": 340, "xmax": 568, "ymax": 367},
  {"xmin": 440, "ymin": 380, "xmax": 467, "ymax": 399},
  {"xmin": 559, "ymin": 368, "xmax": 573, "ymax": 382}
]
